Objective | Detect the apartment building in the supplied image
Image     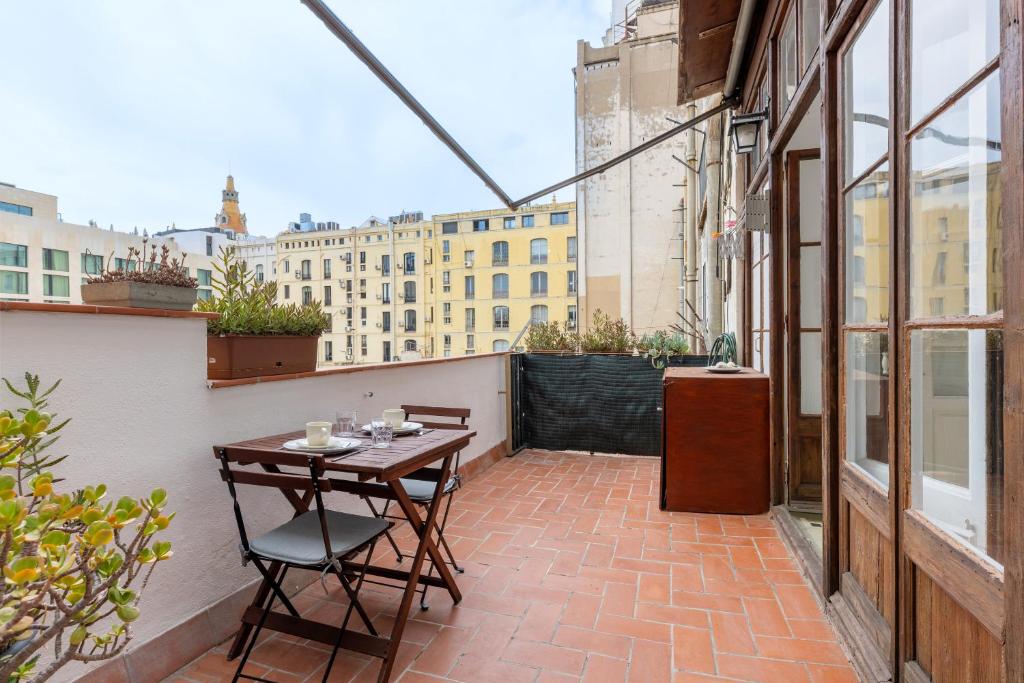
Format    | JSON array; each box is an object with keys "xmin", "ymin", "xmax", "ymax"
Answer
[
  {"xmin": 0, "ymin": 183, "xmax": 217, "ymax": 303},
  {"xmin": 575, "ymin": 0, "xmax": 685, "ymax": 334},
  {"xmin": 429, "ymin": 201, "xmax": 577, "ymax": 357},
  {"xmin": 275, "ymin": 201, "xmax": 577, "ymax": 366}
]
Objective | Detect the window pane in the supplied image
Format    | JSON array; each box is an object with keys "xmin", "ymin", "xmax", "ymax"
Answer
[
  {"xmin": 843, "ymin": 0, "xmax": 890, "ymax": 181},
  {"xmin": 0, "ymin": 271, "xmax": 28, "ymax": 295},
  {"xmin": 845, "ymin": 331, "xmax": 890, "ymax": 487},
  {"xmin": 801, "ymin": 0, "xmax": 821, "ymax": 69},
  {"xmin": 845, "ymin": 163, "xmax": 889, "ymax": 323},
  {"xmin": 910, "ymin": 329, "xmax": 1003, "ymax": 565},
  {"xmin": 909, "ymin": 73, "xmax": 1001, "ymax": 318},
  {"xmin": 800, "ymin": 246, "xmax": 822, "ymax": 328},
  {"xmin": 0, "ymin": 243, "xmax": 26, "ymax": 268},
  {"xmin": 801, "ymin": 332, "xmax": 823, "ymax": 414},
  {"xmin": 911, "ymin": 0, "xmax": 998, "ymax": 124},
  {"xmin": 43, "ymin": 274, "xmax": 70, "ymax": 297},
  {"xmin": 779, "ymin": 9, "xmax": 798, "ymax": 113}
]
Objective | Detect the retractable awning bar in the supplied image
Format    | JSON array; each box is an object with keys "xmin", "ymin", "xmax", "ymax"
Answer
[
  {"xmin": 300, "ymin": 0, "xmax": 736, "ymax": 210},
  {"xmin": 508, "ymin": 98, "xmax": 735, "ymax": 208},
  {"xmin": 300, "ymin": 0, "xmax": 514, "ymax": 207}
]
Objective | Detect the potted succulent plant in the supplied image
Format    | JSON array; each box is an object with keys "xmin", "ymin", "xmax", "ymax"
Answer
[
  {"xmin": 0, "ymin": 374, "xmax": 173, "ymax": 681},
  {"xmin": 81, "ymin": 240, "xmax": 198, "ymax": 310},
  {"xmin": 196, "ymin": 248, "xmax": 330, "ymax": 380}
]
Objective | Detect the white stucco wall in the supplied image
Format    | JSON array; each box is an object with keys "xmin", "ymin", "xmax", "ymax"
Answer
[{"xmin": 0, "ymin": 308, "xmax": 507, "ymax": 679}]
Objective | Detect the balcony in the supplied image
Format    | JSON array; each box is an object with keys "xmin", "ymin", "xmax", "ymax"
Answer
[{"xmin": 0, "ymin": 304, "xmax": 854, "ymax": 683}]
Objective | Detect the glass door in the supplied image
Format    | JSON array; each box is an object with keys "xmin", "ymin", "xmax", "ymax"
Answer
[
  {"xmin": 837, "ymin": 0, "xmax": 895, "ymax": 671},
  {"xmin": 786, "ymin": 150, "xmax": 824, "ymax": 506}
]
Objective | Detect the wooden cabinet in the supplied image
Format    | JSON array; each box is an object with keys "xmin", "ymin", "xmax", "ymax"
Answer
[{"xmin": 661, "ymin": 367, "xmax": 770, "ymax": 514}]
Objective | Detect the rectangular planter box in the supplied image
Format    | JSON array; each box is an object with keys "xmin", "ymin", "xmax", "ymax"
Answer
[
  {"xmin": 207, "ymin": 335, "xmax": 318, "ymax": 380},
  {"xmin": 81, "ymin": 281, "xmax": 198, "ymax": 311}
]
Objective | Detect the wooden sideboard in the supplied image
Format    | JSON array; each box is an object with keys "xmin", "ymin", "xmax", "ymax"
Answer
[{"xmin": 661, "ymin": 367, "xmax": 770, "ymax": 514}]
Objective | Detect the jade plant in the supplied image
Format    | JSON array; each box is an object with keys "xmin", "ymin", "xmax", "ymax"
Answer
[
  {"xmin": 197, "ymin": 248, "xmax": 330, "ymax": 336},
  {"xmin": 637, "ymin": 331, "xmax": 690, "ymax": 369},
  {"xmin": 86, "ymin": 240, "xmax": 197, "ymax": 289},
  {"xmin": 0, "ymin": 374, "xmax": 173, "ymax": 681}
]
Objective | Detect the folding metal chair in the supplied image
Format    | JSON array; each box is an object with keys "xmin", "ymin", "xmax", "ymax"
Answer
[
  {"xmin": 363, "ymin": 405, "xmax": 469, "ymax": 609},
  {"xmin": 218, "ymin": 448, "xmax": 389, "ymax": 683}
]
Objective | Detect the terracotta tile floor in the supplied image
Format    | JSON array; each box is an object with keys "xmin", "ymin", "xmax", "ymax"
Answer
[{"xmin": 166, "ymin": 450, "xmax": 856, "ymax": 683}]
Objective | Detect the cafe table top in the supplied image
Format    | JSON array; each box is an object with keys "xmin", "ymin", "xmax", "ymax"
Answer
[{"xmin": 214, "ymin": 428, "xmax": 476, "ymax": 482}]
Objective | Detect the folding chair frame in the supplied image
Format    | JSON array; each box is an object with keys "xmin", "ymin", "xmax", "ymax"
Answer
[{"xmin": 219, "ymin": 451, "xmax": 383, "ymax": 683}]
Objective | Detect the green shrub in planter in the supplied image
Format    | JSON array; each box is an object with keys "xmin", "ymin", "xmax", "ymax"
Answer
[
  {"xmin": 579, "ymin": 311, "xmax": 636, "ymax": 353},
  {"xmin": 197, "ymin": 248, "xmax": 330, "ymax": 336}
]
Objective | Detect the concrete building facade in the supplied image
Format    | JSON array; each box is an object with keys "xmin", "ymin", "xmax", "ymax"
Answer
[{"xmin": 574, "ymin": 0, "xmax": 685, "ymax": 334}]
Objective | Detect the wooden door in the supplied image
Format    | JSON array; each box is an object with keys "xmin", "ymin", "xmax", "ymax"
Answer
[{"xmin": 787, "ymin": 150, "xmax": 824, "ymax": 504}]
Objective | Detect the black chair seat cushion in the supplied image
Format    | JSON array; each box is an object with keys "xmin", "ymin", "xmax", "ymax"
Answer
[
  {"xmin": 400, "ymin": 476, "xmax": 457, "ymax": 503},
  {"xmin": 249, "ymin": 510, "xmax": 387, "ymax": 566}
]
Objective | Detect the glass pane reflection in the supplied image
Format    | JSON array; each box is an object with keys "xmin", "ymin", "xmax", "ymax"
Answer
[
  {"xmin": 845, "ymin": 163, "xmax": 890, "ymax": 324},
  {"xmin": 910, "ymin": 329, "xmax": 1003, "ymax": 566},
  {"xmin": 846, "ymin": 331, "xmax": 890, "ymax": 487},
  {"xmin": 909, "ymin": 73, "xmax": 1002, "ymax": 319}
]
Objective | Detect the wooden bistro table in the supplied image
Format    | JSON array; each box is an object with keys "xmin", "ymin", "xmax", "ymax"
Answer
[{"xmin": 214, "ymin": 427, "xmax": 476, "ymax": 683}]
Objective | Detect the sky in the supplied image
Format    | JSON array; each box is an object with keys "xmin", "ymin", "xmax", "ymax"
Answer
[{"xmin": 1, "ymin": 1, "xmax": 610, "ymax": 237}]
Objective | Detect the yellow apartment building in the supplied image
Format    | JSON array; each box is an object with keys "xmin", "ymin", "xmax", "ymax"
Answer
[
  {"xmin": 274, "ymin": 201, "xmax": 577, "ymax": 365},
  {"xmin": 429, "ymin": 201, "xmax": 577, "ymax": 356}
]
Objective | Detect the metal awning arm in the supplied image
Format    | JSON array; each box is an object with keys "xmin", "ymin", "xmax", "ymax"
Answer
[{"xmin": 300, "ymin": 0, "xmax": 737, "ymax": 210}]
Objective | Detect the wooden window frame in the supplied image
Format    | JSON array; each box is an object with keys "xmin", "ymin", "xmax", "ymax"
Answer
[{"xmin": 896, "ymin": 0, "xmax": 1007, "ymax": 660}]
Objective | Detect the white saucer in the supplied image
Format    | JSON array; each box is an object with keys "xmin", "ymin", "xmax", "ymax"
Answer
[
  {"xmin": 282, "ymin": 436, "xmax": 362, "ymax": 453},
  {"xmin": 360, "ymin": 421, "xmax": 423, "ymax": 435}
]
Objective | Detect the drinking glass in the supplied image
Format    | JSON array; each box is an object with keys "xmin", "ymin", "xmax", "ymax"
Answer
[
  {"xmin": 335, "ymin": 409, "xmax": 358, "ymax": 437},
  {"xmin": 370, "ymin": 419, "xmax": 393, "ymax": 449}
]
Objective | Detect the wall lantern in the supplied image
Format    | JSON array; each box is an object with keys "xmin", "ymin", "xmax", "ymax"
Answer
[{"xmin": 730, "ymin": 109, "xmax": 768, "ymax": 155}]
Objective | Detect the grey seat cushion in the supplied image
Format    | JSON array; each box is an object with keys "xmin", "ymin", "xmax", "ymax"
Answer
[
  {"xmin": 400, "ymin": 476, "xmax": 457, "ymax": 502},
  {"xmin": 249, "ymin": 510, "xmax": 388, "ymax": 566}
]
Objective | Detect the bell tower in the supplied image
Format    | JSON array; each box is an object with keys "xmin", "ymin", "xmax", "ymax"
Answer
[{"xmin": 215, "ymin": 174, "xmax": 247, "ymax": 234}]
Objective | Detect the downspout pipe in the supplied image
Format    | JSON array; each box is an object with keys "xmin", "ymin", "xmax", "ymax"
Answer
[
  {"xmin": 704, "ymin": 110, "xmax": 724, "ymax": 342},
  {"xmin": 684, "ymin": 102, "xmax": 699, "ymax": 351},
  {"xmin": 723, "ymin": 0, "xmax": 758, "ymax": 99}
]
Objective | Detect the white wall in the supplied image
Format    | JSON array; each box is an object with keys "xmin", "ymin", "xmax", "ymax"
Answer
[
  {"xmin": 0, "ymin": 308, "xmax": 507, "ymax": 679},
  {"xmin": 575, "ymin": 1, "xmax": 686, "ymax": 333}
]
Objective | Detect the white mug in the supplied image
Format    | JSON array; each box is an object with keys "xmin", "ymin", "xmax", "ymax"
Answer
[
  {"xmin": 382, "ymin": 409, "xmax": 405, "ymax": 429},
  {"xmin": 305, "ymin": 421, "xmax": 332, "ymax": 448}
]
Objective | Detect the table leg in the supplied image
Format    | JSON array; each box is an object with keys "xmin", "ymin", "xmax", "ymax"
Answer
[{"xmin": 376, "ymin": 455, "xmax": 458, "ymax": 682}]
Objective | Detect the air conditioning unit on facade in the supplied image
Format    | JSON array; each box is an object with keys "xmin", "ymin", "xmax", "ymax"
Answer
[
  {"xmin": 375, "ymin": 294, "xmax": 382, "ymax": 300},
  {"xmin": 375, "ymin": 322, "xmax": 382, "ymax": 328},
  {"xmin": 464, "ymin": 260, "xmax": 473, "ymax": 268},
  {"xmin": 345, "ymin": 326, "xmax": 353, "ymax": 332},
  {"xmin": 375, "ymin": 264, "xmax": 381, "ymax": 270},
  {"xmin": 396, "ymin": 264, "xmax": 404, "ymax": 270},
  {"xmin": 397, "ymin": 322, "xmax": 405, "ymax": 328}
]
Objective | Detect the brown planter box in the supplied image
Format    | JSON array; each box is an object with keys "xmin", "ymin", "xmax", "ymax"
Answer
[
  {"xmin": 207, "ymin": 335, "xmax": 318, "ymax": 380},
  {"xmin": 81, "ymin": 281, "xmax": 198, "ymax": 311}
]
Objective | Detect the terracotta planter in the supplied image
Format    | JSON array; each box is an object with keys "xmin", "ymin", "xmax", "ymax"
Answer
[
  {"xmin": 81, "ymin": 281, "xmax": 198, "ymax": 311},
  {"xmin": 207, "ymin": 335, "xmax": 318, "ymax": 380}
]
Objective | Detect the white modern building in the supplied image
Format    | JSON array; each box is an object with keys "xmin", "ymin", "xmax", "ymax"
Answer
[{"xmin": 0, "ymin": 183, "xmax": 217, "ymax": 303}]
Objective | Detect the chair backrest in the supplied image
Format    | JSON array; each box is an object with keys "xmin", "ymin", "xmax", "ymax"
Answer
[
  {"xmin": 401, "ymin": 404, "xmax": 471, "ymax": 431},
  {"xmin": 214, "ymin": 446, "xmax": 334, "ymax": 560}
]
